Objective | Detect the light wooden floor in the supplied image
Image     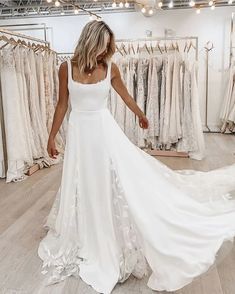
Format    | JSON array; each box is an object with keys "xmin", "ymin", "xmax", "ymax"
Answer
[{"xmin": 0, "ymin": 133, "xmax": 235, "ymax": 294}]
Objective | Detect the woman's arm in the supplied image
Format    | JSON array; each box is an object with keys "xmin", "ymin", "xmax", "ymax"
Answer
[
  {"xmin": 111, "ymin": 62, "xmax": 149, "ymax": 129},
  {"xmin": 47, "ymin": 61, "xmax": 69, "ymax": 158}
]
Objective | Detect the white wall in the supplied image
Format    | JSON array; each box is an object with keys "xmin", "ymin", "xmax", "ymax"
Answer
[{"xmin": 0, "ymin": 7, "xmax": 234, "ymax": 129}]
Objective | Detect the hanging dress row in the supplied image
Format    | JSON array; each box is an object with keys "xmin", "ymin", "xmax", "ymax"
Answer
[
  {"xmin": 0, "ymin": 44, "xmax": 66, "ymax": 183},
  {"xmin": 220, "ymin": 58, "xmax": 235, "ymax": 133},
  {"xmin": 108, "ymin": 49, "xmax": 205, "ymax": 160}
]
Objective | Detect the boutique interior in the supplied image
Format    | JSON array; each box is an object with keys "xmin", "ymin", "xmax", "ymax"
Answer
[{"xmin": 0, "ymin": 1, "xmax": 235, "ymax": 293}]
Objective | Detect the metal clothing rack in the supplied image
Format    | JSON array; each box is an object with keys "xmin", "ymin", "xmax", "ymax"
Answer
[
  {"xmin": 0, "ymin": 28, "xmax": 51, "ymax": 179},
  {"xmin": 57, "ymin": 52, "xmax": 73, "ymax": 55},
  {"xmin": 115, "ymin": 36, "xmax": 199, "ymax": 62},
  {"xmin": 115, "ymin": 36, "xmax": 198, "ymax": 158},
  {"xmin": 0, "ymin": 27, "xmax": 50, "ymax": 46},
  {"xmin": 56, "ymin": 36, "xmax": 199, "ymax": 59},
  {"xmin": 0, "ymin": 23, "xmax": 49, "ymax": 43}
]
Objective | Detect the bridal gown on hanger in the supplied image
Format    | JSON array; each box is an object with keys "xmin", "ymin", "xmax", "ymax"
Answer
[{"xmin": 38, "ymin": 58, "xmax": 235, "ymax": 294}]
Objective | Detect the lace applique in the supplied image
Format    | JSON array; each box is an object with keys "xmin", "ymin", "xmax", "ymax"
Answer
[
  {"xmin": 109, "ymin": 158, "xmax": 149, "ymax": 282},
  {"xmin": 40, "ymin": 168, "xmax": 85, "ymax": 286},
  {"xmin": 41, "ymin": 244, "xmax": 83, "ymax": 285},
  {"xmin": 1, "ymin": 49, "xmax": 16, "ymax": 69}
]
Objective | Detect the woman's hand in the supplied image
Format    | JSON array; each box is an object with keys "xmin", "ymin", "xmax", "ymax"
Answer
[
  {"xmin": 47, "ymin": 137, "xmax": 59, "ymax": 159},
  {"xmin": 110, "ymin": 63, "xmax": 149, "ymax": 130},
  {"xmin": 138, "ymin": 115, "xmax": 149, "ymax": 129}
]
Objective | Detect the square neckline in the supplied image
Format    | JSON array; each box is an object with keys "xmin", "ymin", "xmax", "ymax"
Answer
[{"xmin": 70, "ymin": 60, "xmax": 109, "ymax": 86}]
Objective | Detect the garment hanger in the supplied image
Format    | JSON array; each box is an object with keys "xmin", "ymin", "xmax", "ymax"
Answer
[
  {"xmin": 187, "ymin": 41, "xmax": 192, "ymax": 53},
  {"xmin": 184, "ymin": 41, "xmax": 189, "ymax": 52},
  {"xmin": 191, "ymin": 41, "xmax": 197, "ymax": 51},
  {"xmin": 117, "ymin": 46, "xmax": 123, "ymax": 56},
  {"xmin": 155, "ymin": 41, "xmax": 163, "ymax": 54},
  {"xmin": 176, "ymin": 41, "xmax": 180, "ymax": 52},
  {"xmin": 34, "ymin": 44, "xmax": 41, "ymax": 52},
  {"xmin": 204, "ymin": 41, "xmax": 214, "ymax": 52},
  {"xmin": 127, "ymin": 43, "xmax": 131, "ymax": 55},
  {"xmin": 0, "ymin": 35, "xmax": 10, "ymax": 49},
  {"xmin": 170, "ymin": 41, "xmax": 175, "ymax": 50},
  {"xmin": 34, "ymin": 43, "xmax": 48, "ymax": 53},
  {"xmin": 32, "ymin": 43, "xmax": 39, "ymax": 52},
  {"xmin": 144, "ymin": 43, "xmax": 151, "ymax": 55},
  {"xmin": 131, "ymin": 43, "xmax": 135, "ymax": 54},
  {"xmin": 121, "ymin": 43, "xmax": 127, "ymax": 55},
  {"xmin": 136, "ymin": 42, "xmax": 140, "ymax": 54},
  {"xmin": 187, "ymin": 40, "xmax": 197, "ymax": 53},
  {"xmin": 0, "ymin": 36, "xmax": 17, "ymax": 49},
  {"xmin": 150, "ymin": 42, "xmax": 154, "ymax": 54},
  {"xmin": 115, "ymin": 44, "xmax": 123, "ymax": 56},
  {"xmin": 164, "ymin": 42, "xmax": 168, "ymax": 53},
  {"xmin": 12, "ymin": 39, "xmax": 23, "ymax": 49}
]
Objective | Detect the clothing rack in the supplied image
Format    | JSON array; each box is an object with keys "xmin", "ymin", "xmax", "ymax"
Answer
[
  {"xmin": 114, "ymin": 36, "xmax": 199, "ymax": 158},
  {"xmin": 0, "ymin": 23, "xmax": 49, "ymax": 43},
  {"xmin": 0, "ymin": 28, "xmax": 50, "ymax": 47},
  {"xmin": 0, "ymin": 28, "xmax": 51, "ymax": 179},
  {"xmin": 57, "ymin": 52, "xmax": 73, "ymax": 55},
  {"xmin": 115, "ymin": 36, "xmax": 199, "ymax": 62}
]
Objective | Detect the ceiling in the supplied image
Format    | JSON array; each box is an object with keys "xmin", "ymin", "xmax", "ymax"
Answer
[
  {"xmin": 0, "ymin": 0, "xmax": 134, "ymax": 18},
  {"xmin": 0, "ymin": 0, "xmax": 233, "ymax": 19}
]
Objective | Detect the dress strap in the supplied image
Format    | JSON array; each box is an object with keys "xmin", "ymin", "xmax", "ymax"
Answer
[{"xmin": 107, "ymin": 59, "xmax": 112, "ymax": 82}]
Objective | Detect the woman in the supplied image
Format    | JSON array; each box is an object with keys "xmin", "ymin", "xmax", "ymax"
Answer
[{"xmin": 38, "ymin": 20, "xmax": 235, "ymax": 294}]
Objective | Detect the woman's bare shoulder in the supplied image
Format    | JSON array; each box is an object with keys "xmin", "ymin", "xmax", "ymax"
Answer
[
  {"xmin": 111, "ymin": 61, "xmax": 120, "ymax": 79},
  {"xmin": 59, "ymin": 61, "xmax": 68, "ymax": 71},
  {"xmin": 59, "ymin": 61, "xmax": 69, "ymax": 78}
]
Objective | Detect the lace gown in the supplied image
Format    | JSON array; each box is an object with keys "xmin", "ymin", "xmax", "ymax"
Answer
[
  {"xmin": 38, "ymin": 58, "xmax": 235, "ymax": 294},
  {"xmin": 143, "ymin": 57, "xmax": 161, "ymax": 148},
  {"xmin": 0, "ymin": 117, "xmax": 5, "ymax": 178},
  {"xmin": 0, "ymin": 48, "xmax": 29, "ymax": 182}
]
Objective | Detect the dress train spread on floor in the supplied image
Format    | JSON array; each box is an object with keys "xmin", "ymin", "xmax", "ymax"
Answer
[{"xmin": 38, "ymin": 59, "xmax": 235, "ymax": 294}]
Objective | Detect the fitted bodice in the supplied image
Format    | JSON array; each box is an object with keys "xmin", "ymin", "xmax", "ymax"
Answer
[{"xmin": 67, "ymin": 59, "xmax": 112, "ymax": 112}]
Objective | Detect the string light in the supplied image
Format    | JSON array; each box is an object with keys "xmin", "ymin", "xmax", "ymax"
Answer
[
  {"xmin": 141, "ymin": 6, "xmax": 146, "ymax": 13},
  {"xmin": 189, "ymin": 0, "xmax": 195, "ymax": 7},
  {"xmin": 7, "ymin": 0, "xmax": 235, "ymax": 18}
]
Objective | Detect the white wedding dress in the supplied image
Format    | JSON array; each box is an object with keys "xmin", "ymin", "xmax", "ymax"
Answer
[{"xmin": 38, "ymin": 59, "xmax": 235, "ymax": 294}]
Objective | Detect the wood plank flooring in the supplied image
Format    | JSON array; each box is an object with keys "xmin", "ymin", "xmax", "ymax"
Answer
[{"xmin": 0, "ymin": 133, "xmax": 235, "ymax": 294}]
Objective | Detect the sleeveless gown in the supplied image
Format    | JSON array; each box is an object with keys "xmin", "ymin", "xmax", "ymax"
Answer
[{"xmin": 38, "ymin": 59, "xmax": 235, "ymax": 294}]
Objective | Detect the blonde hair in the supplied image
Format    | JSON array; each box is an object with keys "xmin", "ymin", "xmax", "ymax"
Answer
[{"xmin": 71, "ymin": 20, "xmax": 115, "ymax": 74}]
